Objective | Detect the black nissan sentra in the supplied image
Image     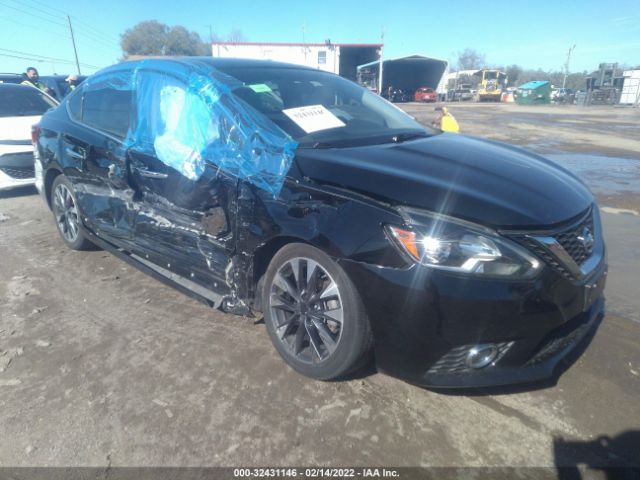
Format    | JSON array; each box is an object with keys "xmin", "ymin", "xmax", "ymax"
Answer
[{"xmin": 34, "ymin": 58, "xmax": 606, "ymax": 387}]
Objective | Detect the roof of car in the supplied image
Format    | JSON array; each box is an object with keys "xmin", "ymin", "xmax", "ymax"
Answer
[
  {"xmin": 0, "ymin": 82, "xmax": 36, "ymax": 90},
  {"xmin": 0, "ymin": 73, "xmax": 23, "ymax": 83},
  {"xmin": 119, "ymin": 56, "xmax": 319, "ymax": 73},
  {"xmin": 40, "ymin": 74, "xmax": 88, "ymax": 80},
  {"xmin": 0, "ymin": 82, "xmax": 59, "ymax": 104}
]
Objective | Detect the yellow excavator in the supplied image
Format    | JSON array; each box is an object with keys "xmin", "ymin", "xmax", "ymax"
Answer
[{"xmin": 474, "ymin": 69, "xmax": 507, "ymax": 102}]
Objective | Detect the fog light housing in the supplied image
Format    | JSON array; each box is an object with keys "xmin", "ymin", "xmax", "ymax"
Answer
[{"xmin": 466, "ymin": 344, "xmax": 499, "ymax": 369}]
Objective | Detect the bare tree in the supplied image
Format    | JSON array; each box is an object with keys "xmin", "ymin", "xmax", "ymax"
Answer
[
  {"xmin": 456, "ymin": 48, "xmax": 486, "ymax": 71},
  {"xmin": 505, "ymin": 64, "xmax": 523, "ymax": 86},
  {"xmin": 227, "ymin": 29, "xmax": 246, "ymax": 43}
]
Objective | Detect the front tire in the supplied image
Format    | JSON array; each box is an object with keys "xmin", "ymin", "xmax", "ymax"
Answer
[
  {"xmin": 50, "ymin": 175, "xmax": 94, "ymax": 250},
  {"xmin": 263, "ymin": 243, "xmax": 372, "ymax": 380}
]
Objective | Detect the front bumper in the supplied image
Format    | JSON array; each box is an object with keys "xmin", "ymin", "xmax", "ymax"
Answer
[
  {"xmin": 0, "ymin": 151, "xmax": 35, "ymax": 191},
  {"xmin": 340, "ymin": 257, "xmax": 607, "ymax": 388}
]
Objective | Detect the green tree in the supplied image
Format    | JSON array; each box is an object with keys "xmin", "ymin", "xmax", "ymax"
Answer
[
  {"xmin": 121, "ymin": 20, "xmax": 209, "ymax": 57},
  {"xmin": 165, "ymin": 26, "xmax": 209, "ymax": 55}
]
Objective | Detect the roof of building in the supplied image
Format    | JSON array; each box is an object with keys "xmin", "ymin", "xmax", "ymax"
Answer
[
  {"xmin": 211, "ymin": 41, "xmax": 383, "ymax": 48},
  {"xmin": 357, "ymin": 54, "xmax": 448, "ymax": 69}
]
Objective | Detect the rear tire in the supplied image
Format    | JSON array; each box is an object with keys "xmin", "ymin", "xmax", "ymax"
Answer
[
  {"xmin": 263, "ymin": 243, "xmax": 372, "ymax": 380},
  {"xmin": 50, "ymin": 175, "xmax": 94, "ymax": 251}
]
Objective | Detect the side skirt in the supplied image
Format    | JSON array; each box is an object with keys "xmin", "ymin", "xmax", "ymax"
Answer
[{"xmin": 85, "ymin": 230, "xmax": 224, "ymax": 310}]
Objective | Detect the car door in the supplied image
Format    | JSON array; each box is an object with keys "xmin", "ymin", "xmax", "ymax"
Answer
[
  {"xmin": 62, "ymin": 69, "xmax": 136, "ymax": 243},
  {"xmin": 125, "ymin": 69, "xmax": 237, "ymax": 293}
]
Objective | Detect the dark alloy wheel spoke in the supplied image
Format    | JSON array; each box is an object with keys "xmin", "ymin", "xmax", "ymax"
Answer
[
  {"xmin": 304, "ymin": 320, "xmax": 324, "ymax": 360},
  {"xmin": 310, "ymin": 318, "xmax": 338, "ymax": 355},
  {"xmin": 269, "ymin": 256, "xmax": 344, "ymax": 365},
  {"xmin": 277, "ymin": 312, "xmax": 300, "ymax": 340}
]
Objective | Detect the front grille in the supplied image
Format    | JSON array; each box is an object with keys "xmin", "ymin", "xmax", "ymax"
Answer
[
  {"xmin": 518, "ymin": 237, "xmax": 575, "ymax": 280},
  {"xmin": 0, "ymin": 166, "xmax": 35, "ymax": 180},
  {"xmin": 555, "ymin": 213, "xmax": 594, "ymax": 265},
  {"xmin": 510, "ymin": 208, "xmax": 596, "ymax": 281}
]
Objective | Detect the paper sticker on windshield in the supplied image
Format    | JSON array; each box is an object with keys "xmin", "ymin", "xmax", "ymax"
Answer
[
  {"xmin": 282, "ymin": 105, "xmax": 345, "ymax": 133},
  {"xmin": 248, "ymin": 83, "xmax": 272, "ymax": 93}
]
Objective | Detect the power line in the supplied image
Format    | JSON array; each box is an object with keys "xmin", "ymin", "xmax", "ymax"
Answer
[
  {"xmin": 0, "ymin": 15, "xmax": 118, "ymax": 60},
  {"xmin": 71, "ymin": 16, "xmax": 121, "ymax": 44},
  {"xmin": 17, "ymin": 0, "xmax": 121, "ymax": 44},
  {"xmin": 11, "ymin": 0, "xmax": 121, "ymax": 45},
  {"xmin": 10, "ymin": 0, "xmax": 63, "ymax": 17},
  {"xmin": 0, "ymin": 47, "xmax": 99, "ymax": 69},
  {"xmin": 0, "ymin": 52, "xmax": 49, "ymax": 63},
  {"xmin": 0, "ymin": 0, "xmax": 67, "ymax": 28},
  {"xmin": 71, "ymin": 25, "xmax": 121, "ymax": 52},
  {"xmin": 0, "ymin": 15, "xmax": 71, "ymax": 40},
  {"xmin": 3, "ymin": 0, "xmax": 120, "ymax": 53},
  {"xmin": 4, "ymin": 0, "xmax": 62, "ymax": 21}
]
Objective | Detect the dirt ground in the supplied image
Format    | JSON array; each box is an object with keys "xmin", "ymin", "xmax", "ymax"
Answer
[{"xmin": 1, "ymin": 103, "xmax": 640, "ymax": 472}]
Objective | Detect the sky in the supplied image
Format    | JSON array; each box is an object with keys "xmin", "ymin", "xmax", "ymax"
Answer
[{"xmin": 1, "ymin": 0, "xmax": 639, "ymax": 76}]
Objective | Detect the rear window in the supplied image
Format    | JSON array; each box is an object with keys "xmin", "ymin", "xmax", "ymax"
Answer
[{"xmin": 0, "ymin": 86, "xmax": 57, "ymax": 117}]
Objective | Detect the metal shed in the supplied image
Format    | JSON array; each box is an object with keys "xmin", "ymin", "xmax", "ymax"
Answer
[{"xmin": 356, "ymin": 54, "xmax": 448, "ymax": 96}]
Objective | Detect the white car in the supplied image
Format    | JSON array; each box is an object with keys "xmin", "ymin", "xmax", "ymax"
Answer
[{"xmin": 0, "ymin": 83, "xmax": 57, "ymax": 191}]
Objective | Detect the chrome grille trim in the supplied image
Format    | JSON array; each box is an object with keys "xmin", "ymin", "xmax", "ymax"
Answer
[{"xmin": 506, "ymin": 206, "xmax": 604, "ymax": 281}]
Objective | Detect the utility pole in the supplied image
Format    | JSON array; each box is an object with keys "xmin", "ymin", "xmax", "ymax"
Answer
[
  {"xmin": 67, "ymin": 15, "xmax": 81, "ymax": 75},
  {"xmin": 562, "ymin": 44, "xmax": 576, "ymax": 89},
  {"xmin": 378, "ymin": 27, "xmax": 384, "ymax": 96},
  {"xmin": 206, "ymin": 25, "xmax": 215, "ymax": 56},
  {"xmin": 302, "ymin": 22, "xmax": 307, "ymax": 61}
]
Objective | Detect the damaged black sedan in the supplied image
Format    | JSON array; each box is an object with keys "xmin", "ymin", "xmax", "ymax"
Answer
[{"xmin": 34, "ymin": 58, "xmax": 606, "ymax": 387}]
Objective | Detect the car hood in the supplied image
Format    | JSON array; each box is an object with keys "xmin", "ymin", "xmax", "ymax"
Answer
[{"xmin": 293, "ymin": 133, "xmax": 593, "ymax": 228}]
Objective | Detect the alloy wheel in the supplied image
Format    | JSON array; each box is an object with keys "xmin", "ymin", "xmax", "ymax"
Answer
[
  {"xmin": 269, "ymin": 257, "xmax": 344, "ymax": 364},
  {"xmin": 52, "ymin": 183, "xmax": 80, "ymax": 243}
]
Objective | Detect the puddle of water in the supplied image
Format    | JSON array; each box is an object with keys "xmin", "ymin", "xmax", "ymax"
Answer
[{"xmin": 544, "ymin": 154, "xmax": 640, "ymax": 195}]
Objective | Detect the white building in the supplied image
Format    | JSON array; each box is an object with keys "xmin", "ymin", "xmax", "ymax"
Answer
[{"xmin": 212, "ymin": 42, "xmax": 382, "ymax": 82}]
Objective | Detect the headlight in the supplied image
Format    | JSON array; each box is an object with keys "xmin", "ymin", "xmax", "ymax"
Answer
[{"xmin": 385, "ymin": 208, "xmax": 541, "ymax": 278}]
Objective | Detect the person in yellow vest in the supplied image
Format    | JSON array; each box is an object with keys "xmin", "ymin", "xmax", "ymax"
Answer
[
  {"xmin": 21, "ymin": 67, "xmax": 53, "ymax": 96},
  {"xmin": 65, "ymin": 75, "xmax": 79, "ymax": 93},
  {"xmin": 431, "ymin": 106, "xmax": 460, "ymax": 133}
]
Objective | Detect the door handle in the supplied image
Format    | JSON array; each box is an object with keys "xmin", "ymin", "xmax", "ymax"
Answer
[
  {"xmin": 134, "ymin": 166, "xmax": 169, "ymax": 179},
  {"xmin": 65, "ymin": 147, "xmax": 85, "ymax": 160}
]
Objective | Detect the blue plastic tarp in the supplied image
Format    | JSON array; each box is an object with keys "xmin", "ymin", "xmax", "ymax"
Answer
[{"xmin": 82, "ymin": 59, "xmax": 298, "ymax": 196}]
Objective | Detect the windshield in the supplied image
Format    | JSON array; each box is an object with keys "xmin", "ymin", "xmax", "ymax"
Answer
[
  {"xmin": 221, "ymin": 67, "xmax": 434, "ymax": 148},
  {"xmin": 0, "ymin": 86, "xmax": 57, "ymax": 117}
]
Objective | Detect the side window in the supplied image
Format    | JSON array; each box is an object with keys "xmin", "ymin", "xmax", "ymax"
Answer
[
  {"xmin": 82, "ymin": 75, "xmax": 132, "ymax": 139},
  {"xmin": 129, "ymin": 71, "xmax": 217, "ymax": 180},
  {"xmin": 67, "ymin": 88, "xmax": 82, "ymax": 120}
]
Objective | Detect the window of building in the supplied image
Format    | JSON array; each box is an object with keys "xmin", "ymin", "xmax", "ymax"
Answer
[{"xmin": 318, "ymin": 51, "xmax": 327, "ymax": 65}]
